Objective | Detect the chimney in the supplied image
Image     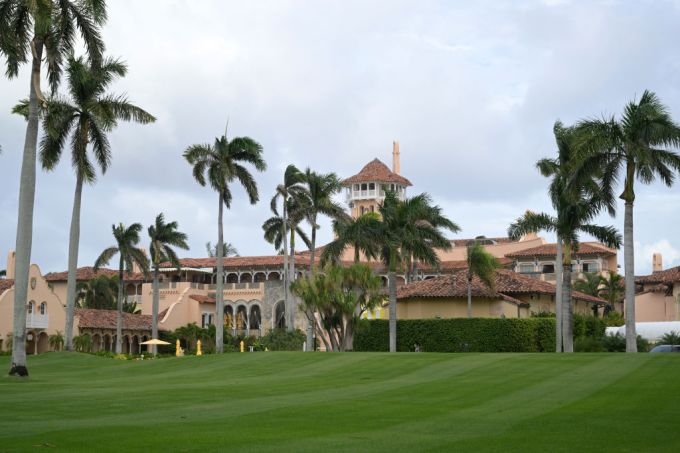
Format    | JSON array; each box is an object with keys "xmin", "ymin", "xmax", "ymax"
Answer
[
  {"xmin": 132, "ymin": 248, "xmax": 148, "ymax": 275},
  {"xmin": 6, "ymin": 250, "xmax": 15, "ymax": 280},
  {"xmin": 392, "ymin": 140, "xmax": 400, "ymax": 175},
  {"xmin": 652, "ymin": 253, "xmax": 663, "ymax": 272}
]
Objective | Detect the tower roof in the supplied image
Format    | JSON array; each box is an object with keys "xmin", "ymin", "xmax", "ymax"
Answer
[{"xmin": 341, "ymin": 158, "xmax": 412, "ymax": 186}]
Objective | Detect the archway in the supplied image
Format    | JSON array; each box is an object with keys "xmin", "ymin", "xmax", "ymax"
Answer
[
  {"xmin": 236, "ymin": 305, "xmax": 248, "ymax": 331},
  {"xmin": 226, "ymin": 273, "xmax": 238, "ymax": 284},
  {"xmin": 103, "ymin": 334, "xmax": 112, "ymax": 352},
  {"xmin": 26, "ymin": 331, "xmax": 36, "ymax": 355},
  {"xmin": 239, "ymin": 273, "xmax": 252, "ymax": 283},
  {"xmin": 37, "ymin": 332, "xmax": 49, "ymax": 353},
  {"xmin": 249, "ymin": 305, "xmax": 261, "ymax": 330},
  {"xmin": 274, "ymin": 301, "xmax": 285, "ymax": 329},
  {"xmin": 92, "ymin": 334, "xmax": 102, "ymax": 352},
  {"xmin": 122, "ymin": 335, "xmax": 130, "ymax": 354},
  {"xmin": 225, "ymin": 305, "xmax": 234, "ymax": 330},
  {"xmin": 267, "ymin": 272, "xmax": 280, "ymax": 281},
  {"xmin": 254, "ymin": 272, "xmax": 266, "ymax": 283},
  {"xmin": 131, "ymin": 335, "xmax": 140, "ymax": 354}
]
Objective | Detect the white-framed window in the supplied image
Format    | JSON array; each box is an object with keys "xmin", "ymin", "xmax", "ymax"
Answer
[
  {"xmin": 354, "ymin": 184, "xmax": 360, "ymax": 191},
  {"xmin": 519, "ymin": 264, "xmax": 534, "ymax": 273},
  {"xmin": 27, "ymin": 301, "xmax": 34, "ymax": 314},
  {"xmin": 369, "ymin": 182, "xmax": 375, "ymax": 190},
  {"xmin": 361, "ymin": 183, "xmax": 367, "ymax": 190},
  {"xmin": 201, "ymin": 312, "xmax": 214, "ymax": 328},
  {"xmin": 40, "ymin": 302, "xmax": 47, "ymax": 315}
]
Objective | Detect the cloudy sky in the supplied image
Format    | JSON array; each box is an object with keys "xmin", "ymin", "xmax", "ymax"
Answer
[{"xmin": 1, "ymin": 0, "xmax": 680, "ymax": 276}]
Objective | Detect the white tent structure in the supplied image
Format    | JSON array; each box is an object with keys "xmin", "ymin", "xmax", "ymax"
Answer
[{"xmin": 606, "ymin": 322, "xmax": 680, "ymax": 342}]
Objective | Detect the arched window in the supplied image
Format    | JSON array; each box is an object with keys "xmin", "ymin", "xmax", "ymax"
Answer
[
  {"xmin": 27, "ymin": 301, "xmax": 34, "ymax": 314},
  {"xmin": 40, "ymin": 302, "xmax": 47, "ymax": 315}
]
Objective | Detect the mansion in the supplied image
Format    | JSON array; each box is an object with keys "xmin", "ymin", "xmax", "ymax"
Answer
[{"xmin": 2, "ymin": 142, "xmax": 676, "ymax": 353}]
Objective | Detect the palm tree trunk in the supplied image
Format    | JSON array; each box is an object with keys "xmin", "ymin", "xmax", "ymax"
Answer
[
  {"xmin": 623, "ymin": 201, "xmax": 637, "ymax": 352},
  {"xmin": 306, "ymin": 223, "xmax": 317, "ymax": 351},
  {"xmin": 9, "ymin": 39, "xmax": 44, "ymax": 378},
  {"xmin": 562, "ymin": 243, "xmax": 573, "ymax": 353},
  {"xmin": 281, "ymin": 199, "xmax": 290, "ymax": 331},
  {"xmin": 388, "ymin": 249, "xmax": 397, "ymax": 353},
  {"xmin": 116, "ymin": 257, "xmax": 124, "ymax": 354},
  {"xmin": 64, "ymin": 173, "xmax": 84, "ymax": 352},
  {"xmin": 215, "ymin": 195, "xmax": 225, "ymax": 353},
  {"xmin": 152, "ymin": 265, "xmax": 160, "ymax": 355},
  {"xmin": 555, "ymin": 240, "xmax": 563, "ymax": 353},
  {"xmin": 289, "ymin": 228, "xmax": 296, "ymax": 330},
  {"xmin": 467, "ymin": 276, "xmax": 472, "ymax": 318},
  {"xmin": 309, "ymin": 220, "xmax": 317, "ymax": 274}
]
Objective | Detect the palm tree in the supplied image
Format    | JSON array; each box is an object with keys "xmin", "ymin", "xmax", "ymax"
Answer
[
  {"xmin": 573, "ymin": 272, "xmax": 604, "ymax": 316},
  {"xmin": 302, "ymin": 169, "xmax": 348, "ymax": 273},
  {"xmin": 48, "ymin": 331, "xmax": 64, "ymax": 351},
  {"xmin": 148, "ymin": 213, "xmax": 189, "ymax": 353},
  {"xmin": 270, "ymin": 164, "xmax": 307, "ymax": 330},
  {"xmin": 94, "ymin": 223, "xmax": 149, "ymax": 354},
  {"xmin": 184, "ymin": 132, "xmax": 266, "ymax": 352},
  {"xmin": 17, "ymin": 55, "xmax": 155, "ymax": 352},
  {"xmin": 76, "ymin": 275, "xmax": 119, "ymax": 310},
  {"xmin": 599, "ymin": 271, "xmax": 624, "ymax": 316},
  {"xmin": 0, "ymin": 269, "xmax": 5, "ymax": 278},
  {"xmin": 508, "ymin": 208, "xmax": 621, "ymax": 352},
  {"xmin": 205, "ymin": 241, "xmax": 238, "ymax": 258},
  {"xmin": 575, "ymin": 90, "xmax": 680, "ymax": 352},
  {"xmin": 320, "ymin": 213, "xmax": 383, "ymax": 265},
  {"xmin": 1, "ymin": 0, "xmax": 106, "ymax": 377},
  {"xmin": 465, "ymin": 241, "xmax": 501, "ymax": 318}
]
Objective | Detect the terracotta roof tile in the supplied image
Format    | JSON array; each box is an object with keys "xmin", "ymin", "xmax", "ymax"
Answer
[
  {"xmin": 636, "ymin": 266, "xmax": 680, "ymax": 285},
  {"xmin": 189, "ymin": 294, "xmax": 215, "ymax": 303},
  {"xmin": 74, "ymin": 308, "xmax": 153, "ymax": 331},
  {"xmin": 505, "ymin": 242, "xmax": 617, "ymax": 258},
  {"xmin": 168, "ymin": 256, "xmax": 310, "ymax": 270},
  {"xmin": 45, "ymin": 267, "xmax": 146, "ymax": 283},
  {"xmin": 450, "ymin": 237, "xmax": 515, "ymax": 247},
  {"xmin": 397, "ymin": 269, "xmax": 606, "ymax": 304},
  {"xmin": 0, "ymin": 279, "xmax": 14, "ymax": 294},
  {"xmin": 341, "ymin": 159, "xmax": 412, "ymax": 186}
]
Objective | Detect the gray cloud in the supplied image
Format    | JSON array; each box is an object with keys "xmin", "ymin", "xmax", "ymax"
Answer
[{"xmin": 1, "ymin": 0, "xmax": 680, "ymax": 275}]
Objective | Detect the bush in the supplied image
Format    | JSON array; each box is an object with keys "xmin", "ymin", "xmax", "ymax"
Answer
[
  {"xmin": 659, "ymin": 331, "xmax": 680, "ymax": 345},
  {"xmin": 601, "ymin": 333, "xmax": 649, "ymax": 352},
  {"xmin": 354, "ymin": 318, "xmax": 556, "ymax": 352},
  {"xmin": 574, "ymin": 337, "xmax": 605, "ymax": 352},
  {"xmin": 603, "ymin": 311, "xmax": 625, "ymax": 327},
  {"xmin": 260, "ymin": 328, "xmax": 306, "ymax": 351}
]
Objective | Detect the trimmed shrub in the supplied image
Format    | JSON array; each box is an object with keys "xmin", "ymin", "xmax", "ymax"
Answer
[
  {"xmin": 354, "ymin": 318, "xmax": 556, "ymax": 352},
  {"xmin": 601, "ymin": 333, "xmax": 650, "ymax": 352}
]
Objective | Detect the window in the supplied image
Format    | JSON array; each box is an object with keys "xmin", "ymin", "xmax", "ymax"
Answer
[
  {"xmin": 582, "ymin": 262, "xmax": 598, "ymax": 273},
  {"xmin": 201, "ymin": 313, "xmax": 213, "ymax": 328},
  {"xmin": 390, "ymin": 184, "xmax": 395, "ymax": 191},
  {"xmin": 40, "ymin": 302, "xmax": 46, "ymax": 315},
  {"xmin": 27, "ymin": 301, "xmax": 34, "ymax": 314},
  {"xmin": 360, "ymin": 206, "xmax": 365, "ymax": 215},
  {"xmin": 361, "ymin": 183, "xmax": 367, "ymax": 190},
  {"xmin": 369, "ymin": 183, "xmax": 375, "ymax": 190},
  {"xmin": 542, "ymin": 264, "xmax": 555, "ymax": 274},
  {"xmin": 354, "ymin": 184, "xmax": 360, "ymax": 191},
  {"xmin": 519, "ymin": 264, "xmax": 534, "ymax": 274}
]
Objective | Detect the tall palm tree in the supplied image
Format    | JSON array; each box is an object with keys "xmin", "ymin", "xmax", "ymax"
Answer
[
  {"xmin": 148, "ymin": 213, "xmax": 189, "ymax": 353},
  {"xmin": 302, "ymin": 169, "xmax": 348, "ymax": 273},
  {"xmin": 94, "ymin": 223, "xmax": 149, "ymax": 354},
  {"xmin": 465, "ymin": 241, "xmax": 501, "ymax": 318},
  {"xmin": 184, "ymin": 132, "xmax": 266, "ymax": 352},
  {"xmin": 1, "ymin": 0, "xmax": 106, "ymax": 377},
  {"xmin": 508, "ymin": 208, "xmax": 621, "ymax": 352},
  {"xmin": 17, "ymin": 55, "xmax": 155, "ymax": 352},
  {"xmin": 205, "ymin": 241, "xmax": 238, "ymax": 258},
  {"xmin": 270, "ymin": 164, "xmax": 307, "ymax": 330},
  {"xmin": 575, "ymin": 90, "xmax": 680, "ymax": 352}
]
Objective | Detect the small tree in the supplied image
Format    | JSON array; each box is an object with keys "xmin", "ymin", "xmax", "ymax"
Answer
[
  {"xmin": 465, "ymin": 241, "xmax": 501, "ymax": 318},
  {"xmin": 48, "ymin": 331, "xmax": 64, "ymax": 351},
  {"xmin": 660, "ymin": 331, "xmax": 680, "ymax": 346}
]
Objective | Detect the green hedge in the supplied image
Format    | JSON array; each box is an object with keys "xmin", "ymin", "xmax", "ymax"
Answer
[
  {"xmin": 354, "ymin": 316, "xmax": 607, "ymax": 353},
  {"xmin": 354, "ymin": 318, "xmax": 557, "ymax": 352}
]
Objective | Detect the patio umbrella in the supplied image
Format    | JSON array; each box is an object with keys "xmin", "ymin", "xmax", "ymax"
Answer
[{"xmin": 140, "ymin": 339, "xmax": 171, "ymax": 345}]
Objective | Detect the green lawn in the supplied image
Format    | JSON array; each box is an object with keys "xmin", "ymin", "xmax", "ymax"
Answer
[{"xmin": 0, "ymin": 352, "xmax": 678, "ymax": 452}]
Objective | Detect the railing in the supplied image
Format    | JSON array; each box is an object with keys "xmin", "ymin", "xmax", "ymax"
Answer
[{"xmin": 26, "ymin": 313, "xmax": 48, "ymax": 329}]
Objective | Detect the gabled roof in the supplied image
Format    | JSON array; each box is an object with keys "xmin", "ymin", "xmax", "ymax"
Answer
[
  {"xmin": 636, "ymin": 265, "xmax": 680, "ymax": 285},
  {"xmin": 505, "ymin": 242, "xmax": 617, "ymax": 259},
  {"xmin": 341, "ymin": 158, "xmax": 412, "ymax": 187},
  {"xmin": 74, "ymin": 308, "xmax": 153, "ymax": 331},
  {"xmin": 0, "ymin": 279, "xmax": 14, "ymax": 294},
  {"xmin": 397, "ymin": 269, "xmax": 606, "ymax": 305},
  {"xmin": 45, "ymin": 267, "xmax": 146, "ymax": 283}
]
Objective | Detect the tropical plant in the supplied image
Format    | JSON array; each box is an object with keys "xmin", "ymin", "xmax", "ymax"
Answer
[
  {"xmin": 72, "ymin": 333, "xmax": 92, "ymax": 353},
  {"xmin": 573, "ymin": 272, "xmax": 604, "ymax": 316},
  {"xmin": 291, "ymin": 264, "xmax": 383, "ymax": 351},
  {"xmin": 599, "ymin": 272, "xmax": 624, "ymax": 316},
  {"xmin": 0, "ymin": 0, "xmax": 107, "ymax": 377},
  {"xmin": 205, "ymin": 241, "xmax": 238, "ymax": 258},
  {"xmin": 575, "ymin": 91, "xmax": 680, "ymax": 351},
  {"xmin": 660, "ymin": 331, "xmax": 680, "ymax": 346},
  {"xmin": 48, "ymin": 330, "xmax": 64, "ymax": 351},
  {"xmin": 14, "ymin": 55, "xmax": 155, "ymax": 352},
  {"xmin": 321, "ymin": 213, "xmax": 382, "ymax": 265},
  {"xmin": 76, "ymin": 275, "xmax": 119, "ymax": 310},
  {"xmin": 0, "ymin": 269, "xmax": 5, "ymax": 278},
  {"xmin": 94, "ymin": 223, "xmax": 149, "ymax": 354},
  {"xmin": 183, "ymin": 131, "xmax": 266, "ymax": 352},
  {"xmin": 269, "ymin": 164, "xmax": 308, "ymax": 330},
  {"xmin": 148, "ymin": 213, "xmax": 188, "ymax": 353},
  {"xmin": 465, "ymin": 241, "xmax": 501, "ymax": 318}
]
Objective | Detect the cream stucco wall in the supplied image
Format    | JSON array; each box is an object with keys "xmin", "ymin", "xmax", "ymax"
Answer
[
  {"xmin": 0, "ymin": 264, "xmax": 72, "ymax": 353},
  {"xmin": 633, "ymin": 291, "xmax": 679, "ymax": 322}
]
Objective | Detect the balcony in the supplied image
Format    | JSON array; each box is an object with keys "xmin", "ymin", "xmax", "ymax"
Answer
[{"xmin": 26, "ymin": 313, "xmax": 48, "ymax": 329}]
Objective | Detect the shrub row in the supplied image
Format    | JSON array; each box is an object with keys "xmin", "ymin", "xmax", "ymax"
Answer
[{"xmin": 354, "ymin": 315, "xmax": 608, "ymax": 353}]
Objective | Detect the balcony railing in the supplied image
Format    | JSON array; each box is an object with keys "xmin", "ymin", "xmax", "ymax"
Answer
[{"xmin": 26, "ymin": 313, "xmax": 48, "ymax": 329}]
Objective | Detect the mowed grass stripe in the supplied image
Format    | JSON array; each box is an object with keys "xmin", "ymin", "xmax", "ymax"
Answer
[{"xmin": 0, "ymin": 353, "xmax": 678, "ymax": 452}]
